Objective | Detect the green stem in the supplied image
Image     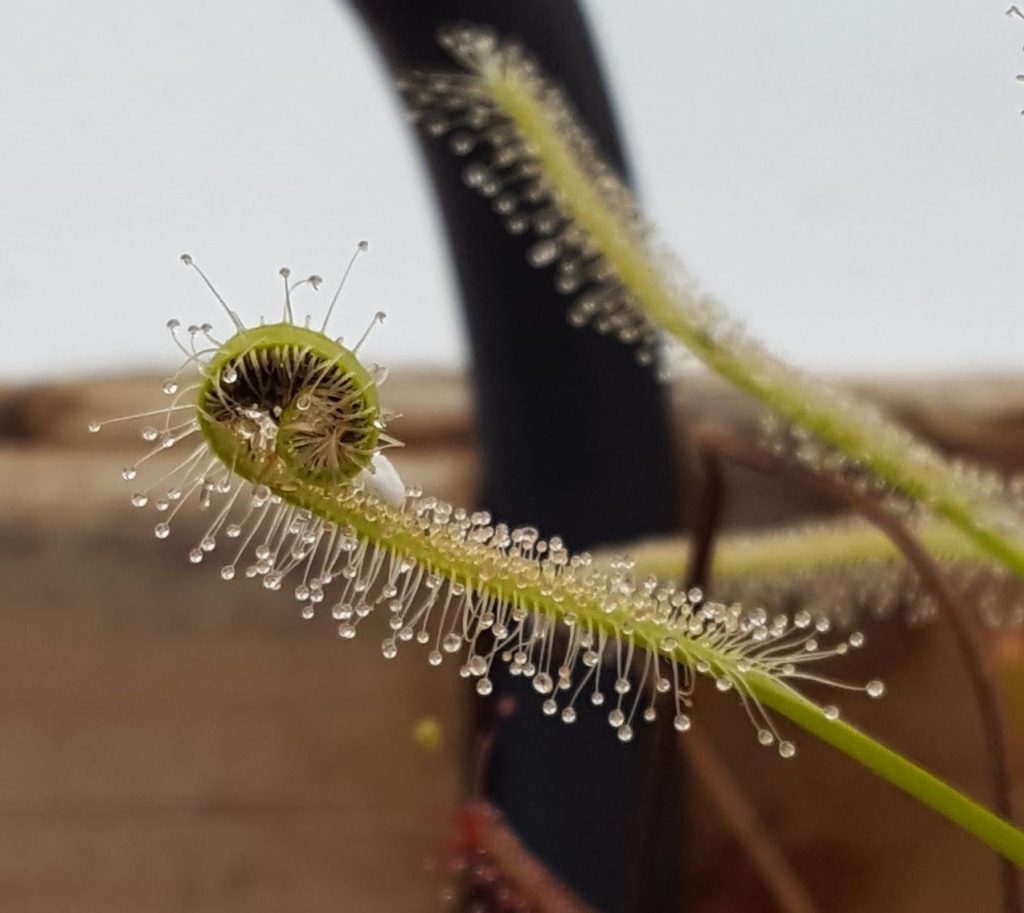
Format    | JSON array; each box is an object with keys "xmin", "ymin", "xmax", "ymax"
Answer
[
  {"xmin": 263, "ymin": 471, "xmax": 1024, "ymax": 869},
  {"xmin": 751, "ymin": 672, "xmax": 1024, "ymax": 868},
  {"xmin": 480, "ymin": 65, "xmax": 1024, "ymax": 579}
]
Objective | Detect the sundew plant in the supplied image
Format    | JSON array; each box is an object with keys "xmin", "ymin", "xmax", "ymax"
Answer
[
  {"xmin": 96, "ymin": 21, "xmax": 1024, "ymax": 889},
  {"xmin": 402, "ymin": 26, "xmax": 1024, "ymax": 582}
]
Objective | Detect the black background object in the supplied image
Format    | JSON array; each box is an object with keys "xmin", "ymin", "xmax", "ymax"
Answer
[{"xmin": 347, "ymin": 3, "xmax": 686, "ymax": 910}]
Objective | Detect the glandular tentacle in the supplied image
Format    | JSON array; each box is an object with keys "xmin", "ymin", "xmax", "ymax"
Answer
[{"xmin": 93, "ymin": 254, "xmax": 882, "ymax": 753}]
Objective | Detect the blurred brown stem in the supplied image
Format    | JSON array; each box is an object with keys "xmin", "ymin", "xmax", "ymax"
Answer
[
  {"xmin": 685, "ymin": 445, "xmax": 723, "ymax": 593},
  {"xmin": 684, "ymin": 723, "xmax": 820, "ymax": 913},
  {"xmin": 683, "ymin": 435, "xmax": 819, "ymax": 913},
  {"xmin": 687, "ymin": 425, "xmax": 1021, "ymax": 913}
]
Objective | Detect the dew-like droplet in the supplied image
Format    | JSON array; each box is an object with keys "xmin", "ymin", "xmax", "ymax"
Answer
[
  {"xmin": 450, "ymin": 132, "xmax": 475, "ymax": 155},
  {"xmin": 468, "ymin": 655, "xmax": 487, "ymax": 677},
  {"xmin": 153, "ymin": 522, "xmax": 170, "ymax": 539},
  {"xmin": 130, "ymin": 493, "xmax": 148, "ymax": 508},
  {"xmin": 462, "ymin": 163, "xmax": 489, "ymax": 188},
  {"xmin": 87, "ymin": 420, "xmax": 101, "ymax": 433},
  {"xmin": 608, "ymin": 708, "xmax": 625, "ymax": 728},
  {"xmin": 262, "ymin": 572, "xmax": 281, "ymax": 590},
  {"xmin": 532, "ymin": 673, "xmax": 554, "ymax": 695},
  {"xmin": 121, "ymin": 467, "xmax": 137, "ymax": 481},
  {"xmin": 779, "ymin": 741, "xmax": 797, "ymax": 759},
  {"xmin": 561, "ymin": 707, "xmax": 577, "ymax": 724},
  {"xmin": 866, "ymin": 679, "xmax": 886, "ymax": 699},
  {"xmin": 673, "ymin": 714, "xmax": 692, "ymax": 733},
  {"xmin": 505, "ymin": 214, "xmax": 529, "ymax": 235},
  {"xmin": 527, "ymin": 239, "xmax": 561, "ymax": 268},
  {"xmin": 220, "ymin": 565, "xmax": 235, "ymax": 581},
  {"xmin": 823, "ymin": 704, "xmax": 840, "ymax": 721},
  {"xmin": 381, "ymin": 639, "xmax": 398, "ymax": 659},
  {"xmin": 757, "ymin": 729, "xmax": 774, "ymax": 746},
  {"xmin": 162, "ymin": 380, "xmax": 178, "ymax": 395},
  {"xmin": 476, "ymin": 678, "xmax": 493, "ymax": 696},
  {"xmin": 188, "ymin": 548, "xmax": 203, "ymax": 564}
]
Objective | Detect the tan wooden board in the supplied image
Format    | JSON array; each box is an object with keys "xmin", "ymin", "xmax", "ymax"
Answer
[{"xmin": 0, "ymin": 371, "xmax": 1021, "ymax": 911}]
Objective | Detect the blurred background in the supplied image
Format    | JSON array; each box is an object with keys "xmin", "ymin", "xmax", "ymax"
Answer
[
  {"xmin": 2, "ymin": 2, "xmax": 1024, "ymax": 912},
  {"xmin": 3, "ymin": 0, "xmax": 1024, "ymax": 379}
]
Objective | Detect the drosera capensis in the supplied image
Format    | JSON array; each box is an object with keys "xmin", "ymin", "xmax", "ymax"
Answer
[
  {"xmin": 94, "ymin": 247, "xmax": 877, "ymax": 751},
  {"xmin": 93, "ymin": 250, "xmax": 1024, "ymax": 867},
  {"xmin": 401, "ymin": 24, "xmax": 1024, "ymax": 583}
]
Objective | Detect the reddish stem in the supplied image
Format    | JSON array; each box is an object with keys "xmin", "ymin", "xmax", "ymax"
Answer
[{"xmin": 690, "ymin": 425, "xmax": 1021, "ymax": 913}]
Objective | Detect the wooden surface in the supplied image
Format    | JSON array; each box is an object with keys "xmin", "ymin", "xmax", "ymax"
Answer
[{"xmin": 0, "ymin": 370, "xmax": 1022, "ymax": 912}]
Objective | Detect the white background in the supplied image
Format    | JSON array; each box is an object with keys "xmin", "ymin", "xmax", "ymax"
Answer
[{"xmin": 2, "ymin": 0, "xmax": 1022, "ymax": 380}]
